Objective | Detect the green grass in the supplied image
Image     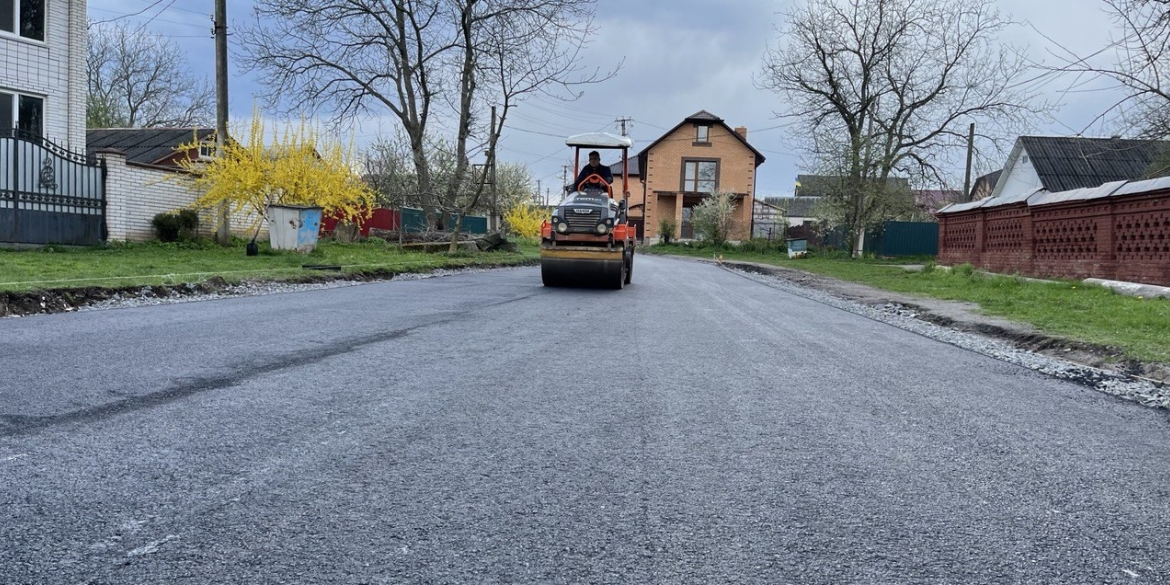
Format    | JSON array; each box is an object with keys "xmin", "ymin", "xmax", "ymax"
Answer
[
  {"xmin": 4, "ymin": 237, "xmax": 1168, "ymax": 365},
  {"xmin": 0, "ymin": 238, "xmax": 539, "ymax": 292},
  {"xmin": 646, "ymin": 242, "xmax": 1170, "ymax": 364}
]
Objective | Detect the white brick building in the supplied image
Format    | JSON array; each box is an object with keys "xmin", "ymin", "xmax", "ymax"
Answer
[
  {"xmin": 89, "ymin": 128, "xmax": 269, "ymax": 242},
  {"xmin": 0, "ymin": 0, "xmax": 87, "ymax": 149}
]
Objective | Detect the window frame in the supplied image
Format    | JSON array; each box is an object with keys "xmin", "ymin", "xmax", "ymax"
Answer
[
  {"xmin": 0, "ymin": 0, "xmax": 46, "ymax": 42},
  {"xmin": 681, "ymin": 158, "xmax": 719, "ymax": 193},
  {"xmin": 0, "ymin": 89, "xmax": 45, "ymax": 136},
  {"xmin": 694, "ymin": 124, "xmax": 710, "ymax": 144}
]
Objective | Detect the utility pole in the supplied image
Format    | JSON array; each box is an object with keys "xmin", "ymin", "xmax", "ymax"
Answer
[
  {"xmin": 214, "ymin": 0, "xmax": 230, "ymax": 246},
  {"xmin": 536, "ymin": 179, "xmax": 542, "ymax": 206},
  {"xmin": 963, "ymin": 122, "xmax": 976, "ymax": 202},
  {"xmin": 489, "ymin": 106, "xmax": 498, "ymax": 232},
  {"xmin": 561, "ymin": 164, "xmax": 569, "ymax": 195},
  {"xmin": 615, "ymin": 117, "xmax": 632, "ymax": 137}
]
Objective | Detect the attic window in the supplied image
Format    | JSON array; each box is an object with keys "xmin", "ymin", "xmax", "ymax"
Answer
[
  {"xmin": 1021, "ymin": 154, "xmax": 1029, "ymax": 164},
  {"xmin": 695, "ymin": 124, "xmax": 710, "ymax": 143},
  {"xmin": 198, "ymin": 142, "xmax": 217, "ymax": 160}
]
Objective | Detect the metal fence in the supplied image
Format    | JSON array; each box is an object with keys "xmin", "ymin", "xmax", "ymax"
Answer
[
  {"xmin": 399, "ymin": 208, "xmax": 488, "ymax": 234},
  {"xmin": 0, "ymin": 129, "xmax": 105, "ymax": 246},
  {"xmin": 796, "ymin": 220, "xmax": 938, "ymax": 256}
]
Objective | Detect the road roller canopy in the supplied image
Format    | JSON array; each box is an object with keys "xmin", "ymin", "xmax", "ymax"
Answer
[{"xmin": 565, "ymin": 132, "xmax": 633, "ymax": 149}]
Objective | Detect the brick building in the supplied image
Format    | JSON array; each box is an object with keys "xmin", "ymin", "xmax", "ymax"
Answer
[{"xmin": 629, "ymin": 110, "xmax": 765, "ymax": 241}]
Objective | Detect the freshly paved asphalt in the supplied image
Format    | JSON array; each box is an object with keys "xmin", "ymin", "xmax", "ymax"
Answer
[{"xmin": 2, "ymin": 255, "xmax": 1169, "ymax": 584}]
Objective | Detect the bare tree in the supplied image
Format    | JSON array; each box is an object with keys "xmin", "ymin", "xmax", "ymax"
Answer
[
  {"xmin": 1038, "ymin": 0, "xmax": 1170, "ymax": 138},
  {"xmin": 86, "ymin": 22, "xmax": 215, "ymax": 128},
  {"xmin": 240, "ymin": 0, "xmax": 609, "ymax": 240},
  {"xmin": 758, "ymin": 0, "xmax": 1042, "ymax": 255}
]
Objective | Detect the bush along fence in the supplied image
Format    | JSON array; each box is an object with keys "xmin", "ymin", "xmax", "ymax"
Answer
[
  {"xmin": 321, "ymin": 207, "xmax": 488, "ymax": 237},
  {"xmin": 936, "ymin": 178, "xmax": 1170, "ymax": 286}
]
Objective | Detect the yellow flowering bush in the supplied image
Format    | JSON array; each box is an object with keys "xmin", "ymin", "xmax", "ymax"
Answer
[
  {"xmin": 176, "ymin": 112, "xmax": 375, "ymax": 235},
  {"xmin": 504, "ymin": 202, "xmax": 547, "ymax": 238}
]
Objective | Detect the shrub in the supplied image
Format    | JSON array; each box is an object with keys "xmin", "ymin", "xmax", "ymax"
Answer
[
  {"xmin": 659, "ymin": 218, "xmax": 677, "ymax": 244},
  {"xmin": 691, "ymin": 192, "xmax": 737, "ymax": 246},
  {"xmin": 152, "ymin": 209, "xmax": 200, "ymax": 242},
  {"xmin": 504, "ymin": 203, "xmax": 546, "ymax": 238},
  {"xmin": 738, "ymin": 237, "xmax": 785, "ymax": 254},
  {"xmin": 954, "ymin": 262, "xmax": 976, "ymax": 277}
]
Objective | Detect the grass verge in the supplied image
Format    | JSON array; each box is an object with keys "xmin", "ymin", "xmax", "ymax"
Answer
[
  {"xmin": 0, "ymin": 238, "xmax": 540, "ymax": 292},
  {"xmin": 646, "ymin": 242, "xmax": 1170, "ymax": 365}
]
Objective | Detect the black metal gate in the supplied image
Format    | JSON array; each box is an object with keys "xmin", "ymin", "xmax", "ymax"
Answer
[{"xmin": 1, "ymin": 129, "xmax": 105, "ymax": 246}]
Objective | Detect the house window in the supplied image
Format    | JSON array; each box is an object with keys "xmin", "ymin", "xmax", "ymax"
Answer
[
  {"xmin": 0, "ymin": 0, "xmax": 45, "ymax": 41},
  {"xmin": 682, "ymin": 159, "xmax": 718, "ymax": 193},
  {"xmin": 695, "ymin": 124, "xmax": 710, "ymax": 143},
  {"xmin": 0, "ymin": 90, "xmax": 43, "ymax": 136},
  {"xmin": 198, "ymin": 142, "xmax": 216, "ymax": 159}
]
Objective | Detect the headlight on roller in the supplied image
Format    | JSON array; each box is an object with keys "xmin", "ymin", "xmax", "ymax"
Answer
[
  {"xmin": 596, "ymin": 223, "xmax": 609, "ymax": 235},
  {"xmin": 557, "ymin": 222, "xmax": 569, "ymax": 233}
]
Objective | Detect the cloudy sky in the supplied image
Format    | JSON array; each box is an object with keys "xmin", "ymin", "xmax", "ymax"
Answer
[{"xmin": 86, "ymin": 0, "xmax": 1132, "ymax": 198}]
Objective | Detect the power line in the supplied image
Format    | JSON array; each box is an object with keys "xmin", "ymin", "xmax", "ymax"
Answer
[{"xmin": 89, "ymin": 0, "xmax": 171, "ymax": 26}]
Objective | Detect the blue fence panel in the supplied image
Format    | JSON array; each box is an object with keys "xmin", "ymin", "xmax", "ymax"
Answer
[
  {"xmin": 400, "ymin": 207, "xmax": 428, "ymax": 232},
  {"xmin": 458, "ymin": 215, "xmax": 487, "ymax": 234},
  {"xmin": 879, "ymin": 221, "xmax": 938, "ymax": 256}
]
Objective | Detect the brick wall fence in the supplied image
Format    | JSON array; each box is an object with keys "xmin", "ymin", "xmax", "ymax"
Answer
[
  {"xmin": 937, "ymin": 179, "xmax": 1170, "ymax": 286},
  {"xmin": 97, "ymin": 151, "xmax": 267, "ymax": 242}
]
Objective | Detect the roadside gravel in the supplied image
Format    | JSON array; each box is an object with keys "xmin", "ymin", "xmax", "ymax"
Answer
[{"xmin": 722, "ymin": 261, "xmax": 1170, "ymax": 410}]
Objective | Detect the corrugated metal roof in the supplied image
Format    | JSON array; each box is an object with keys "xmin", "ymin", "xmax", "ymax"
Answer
[
  {"xmin": 1113, "ymin": 175, "xmax": 1170, "ymax": 196},
  {"xmin": 937, "ymin": 199, "xmax": 988, "ymax": 214},
  {"xmin": 1020, "ymin": 136, "xmax": 1170, "ymax": 192},
  {"xmin": 939, "ymin": 187, "xmax": 1046, "ymax": 213},
  {"xmin": 1028, "ymin": 180, "xmax": 1126, "ymax": 206},
  {"xmin": 87, "ymin": 128, "xmax": 214, "ymax": 165}
]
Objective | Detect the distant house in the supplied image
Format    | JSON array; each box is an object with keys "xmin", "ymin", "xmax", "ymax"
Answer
[
  {"xmin": 969, "ymin": 170, "xmax": 1001, "ymax": 200},
  {"xmin": 752, "ymin": 198, "xmax": 786, "ymax": 239},
  {"xmin": 990, "ymin": 136, "xmax": 1170, "ymax": 199},
  {"xmin": 912, "ymin": 189, "xmax": 963, "ymax": 217},
  {"xmin": 631, "ymin": 110, "xmax": 765, "ymax": 241},
  {"xmin": 87, "ymin": 127, "xmax": 216, "ymax": 168},
  {"xmin": 765, "ymin": 195, "xmax": 820, "ymax": 226},
  {"xmin": 87, "ymin": 127, "xmax": 264, "ymax": 241},
  {"xmin": 788, "ymin": 173, "xmax": 915, "ymax": 222}
]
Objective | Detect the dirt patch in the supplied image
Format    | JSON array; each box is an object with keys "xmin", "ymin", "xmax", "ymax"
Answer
[
  {"xmin": 725, "ymin": 261, "xmax": 1170, "ymax": 385},
  {"xmin": 0, "ymin": 269, "xmax": 402, "ymax": 319}
]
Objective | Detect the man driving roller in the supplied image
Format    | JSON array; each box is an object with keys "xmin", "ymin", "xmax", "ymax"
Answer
[{"xmin": 574, "ymin": 150, "xmax": 614, "ymax": 192}]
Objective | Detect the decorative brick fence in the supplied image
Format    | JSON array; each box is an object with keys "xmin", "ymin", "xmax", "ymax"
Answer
[{"xmin": 937, "ymin": 178, "xmax": 1170, "ymax": 286}]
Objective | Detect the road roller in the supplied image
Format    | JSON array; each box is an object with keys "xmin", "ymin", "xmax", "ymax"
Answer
[{"xmin": 540, "ymin": 133, "xmax": 636, "ymax": 289}]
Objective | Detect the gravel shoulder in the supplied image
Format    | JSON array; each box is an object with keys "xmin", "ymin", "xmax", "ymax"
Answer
[{"xmin": 716, "ymin": 259, "xmax": 1169, "ymax": 409}]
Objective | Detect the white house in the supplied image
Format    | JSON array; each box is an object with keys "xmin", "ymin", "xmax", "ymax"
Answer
[
  {"xmin": 988, "ymin": 136, "xmax": 1169, "ymax": 200},
  {"xmin": 1, "ymin": 0, "xmax": 87, "ymax": 149}
]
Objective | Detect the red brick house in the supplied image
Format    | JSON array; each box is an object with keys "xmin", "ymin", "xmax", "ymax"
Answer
[{"xmin": 628, "ymin": 110, "xmax": 766, "ymax": 241}]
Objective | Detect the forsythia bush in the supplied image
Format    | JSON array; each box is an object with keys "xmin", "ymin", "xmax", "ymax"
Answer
[
  {"xmin": 504, "ymin": 203, "xmax": 546, "ymax": 238},
  {"xmin": 175, "ymin": 111, "xmax": 376, "ymax": 235}
]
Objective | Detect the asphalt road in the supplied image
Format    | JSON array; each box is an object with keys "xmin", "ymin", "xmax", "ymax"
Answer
[{"xmin": 2, "ymin": 255, "xmax": 1169, "ymax": 584}]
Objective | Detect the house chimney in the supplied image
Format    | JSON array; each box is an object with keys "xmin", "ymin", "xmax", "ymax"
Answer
[{"xmin": 734, "ymin": 126, "xmax": 748, "ymax": 139}]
